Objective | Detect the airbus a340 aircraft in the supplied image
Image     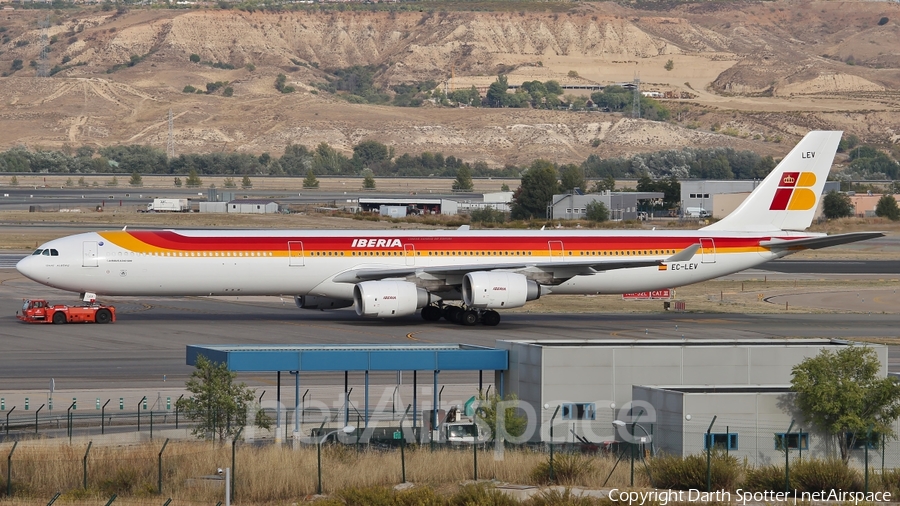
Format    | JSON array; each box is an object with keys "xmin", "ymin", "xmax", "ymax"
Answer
[{"xmin": 17, "ymin": 131, "xmax": 883, "ymax": 326}]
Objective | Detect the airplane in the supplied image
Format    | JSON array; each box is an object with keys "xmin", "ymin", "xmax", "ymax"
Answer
[{"xmin": 16, "ymin": 131, "xmax": 883, "ymax": 326}]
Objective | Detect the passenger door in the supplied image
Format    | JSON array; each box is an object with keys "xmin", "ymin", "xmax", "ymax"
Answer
[
  {"xmin": 83, "ymin": 241, "xmax": 98, "ymax": 267},
  {"xmin": 288, "ymin": 241, "xmax": 305, "ymax": 266}
]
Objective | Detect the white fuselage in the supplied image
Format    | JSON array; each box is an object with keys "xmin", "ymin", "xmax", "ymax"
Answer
[{"xmin": 16, "ymin": 228, "xmax": 800, "ymax": 301}]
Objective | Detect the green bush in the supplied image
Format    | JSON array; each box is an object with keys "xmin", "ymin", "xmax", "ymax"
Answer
[
  {"xmin": 649, "ymin": 451, "xmax": 741, "ymax": 491},
  {"xmin": 743, "ymin": 464, "xmax": 789, "ymax": 491},
  {"xmin": 792, "ymin": 458, "xmax": 862, "ymax": 493},
  {"xmin": 530, "ymin": 453, "xmax": 595, "ymax": 485},
  {"xmin": 189, "ymin": 53, "xmax": 200, "ymax": 63},
  {"xmin": 182, "ymin": 85, "xmax": 196, "ymax": 93}
]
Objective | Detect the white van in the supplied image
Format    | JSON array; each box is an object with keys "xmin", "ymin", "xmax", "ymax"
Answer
[{"xmin": 685, "ymin": 207, "xmax": 710, "ymax": 218}]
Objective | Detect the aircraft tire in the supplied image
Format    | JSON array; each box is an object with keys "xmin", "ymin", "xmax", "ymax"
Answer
[
  {"xmin": 421, "ymin": 305, "xmax": 442, "ymax": 321},
  {"xmin": 482, "ymin": 310, "xmax": 501, "ymax": 326},
  {"xmin": 462, "ymin": 310, "xmax": 479, "ymax": 326},
  {"xmin": 95, "ymin": 309, "xmax": 112, "ymax": 324},
  {"xmin": 52, "ymin": 312, "xmax": 67, "ymax": 324}
]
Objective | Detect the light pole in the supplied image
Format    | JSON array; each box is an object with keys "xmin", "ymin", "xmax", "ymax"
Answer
[
  {"xmin": 317, "ymin": 425, "xmax": 355, "ymax": 494},
  {"xmin": 545, "ymin": 404, "xmax": 561, "ymax": 483},
  {"xmin": 784, "ymin": 419, "xmax": 794, "ymax": 494},
  {"xmin": 706, "ymin": 415, "xmax": 717, "ymax": 493},
  {"xmin": 613, "ymin": 410, "xmax": 643, "ymax": 487}
]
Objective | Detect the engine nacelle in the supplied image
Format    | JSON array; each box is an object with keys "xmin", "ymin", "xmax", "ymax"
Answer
[
  {"xmin": 353, "ymin": 281, "xmax": 432, "ymax": 318},
  {"xmin": 294, "ymin": 296, "xmax": 353, "ymax": 310},
  {"xmin": 462, "ymin": 272, "xmax": 540, "ymax": 309}
]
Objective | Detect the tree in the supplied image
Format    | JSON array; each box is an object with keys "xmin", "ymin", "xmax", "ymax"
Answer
[
  {"xmin": 176, "ymin": 355, "xmax": 272, "ymax": 441},
  {"xmin": 664, "ymin": 59, "xmax": 674, "ymax": 71},
  {"xmin": 559, "ymin": 164, "xmax": 585, "ymax": 193},
  {"xmin": 791, "ymin": 346, "xmax": 900, "ymax": 464},
  {"xmin": 185, "ymin": 169, "xmax": 202, "ymax": 188},
  {"xmin": 474, "ymin": 393, "xmax": 528, "ymax": 442},
  {"xmin": 362, "ymin": 169, "xmax": 376, "ymax": 190},
  {"xmin": 241, "ymin": 175, "xmax": 252, "ymax": 189},
  {"xmin": 129, "ymin": 171, "xmax": 142, "ymax": 187},
  {"xmin": 189, "ymin": 53, "xmax": 200, "ymax": 63},
  {"xmin": 592, "ymin": 175, "xmax": 616, "ymax": 193},
  {"xmin": 9, "ymin": 175, "xmax": 18, "ymax": 186},
  {"xmin": 174, "ymin": 176, "xmax": 182, "ymax": 187},
  {"xmin": 500, "ymin": 183, "xmax": 510, "ymax": 192},
  {"xmin": 303, "ymin": 169, "xmax": 320, "ymax": 189},
  {"xmin": 107, "ymin": 176, "xmax": 118, "ymax": 187},
  {"xmin": 223, "ymin": 177, "xmax": 236, "ymax": 188},
  {"xmin": 822, "ymin": 190, "xmax": 853, "ymax": 219},
  {"xmin": 875, "ymin": 194, "xmax": 900, "ymax": 221},
  {"xmin": 452, "ymin": 165, "xmax": 473, "ymax": 191},
  {"xmin": 511, "ymin": 159, "xmax": 559, "ymax": 220},
  {"xmin": 77, "ymin": 176, "xmax": 87, "ymax": 187},
  {"xmin": 486, "ymin": 75, "xmax": 509, "ymax": 108},
  {"xmin": 585, "ymin": 201, "xmax": 609, "ymax": 222}
]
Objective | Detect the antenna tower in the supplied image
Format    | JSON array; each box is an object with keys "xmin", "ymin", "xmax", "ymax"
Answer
[
  {"xmin": 631, "ymin": 75, "xmax": 641, "ymax": 119},
  {"xmin": 37, "ymin": 16, "xmax": 50, "ymax": 77},
  {"xmin": 166, "ymin": 109, "xmax": 175, "ymax": 159}
]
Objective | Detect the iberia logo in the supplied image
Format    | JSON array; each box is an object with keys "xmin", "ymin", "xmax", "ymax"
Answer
[{"xmin": 769, "ymin": 172, "xmax": 817, "ymax": 211}]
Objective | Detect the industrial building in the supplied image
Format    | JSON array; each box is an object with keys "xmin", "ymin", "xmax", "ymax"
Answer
[
  {"xmin": 550, "ymin": 192, "xmax": 664, "ymax": 221},
  {"xmin": 358, "ymin": 197, "xmax": 459, "ymax": 216},
  {"xmin": 227, "ymin": 199, "xmax": 279, "ymax": 214},
  {"xmin": 681, "ymin": 180, "xmax": 840, "ymax": 219},
  {"xmin": 496, "ymin": 338, "xmax": 889, "ymax": 466}
]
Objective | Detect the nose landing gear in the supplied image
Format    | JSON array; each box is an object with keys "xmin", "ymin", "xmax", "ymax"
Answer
[{"xmin": 420, "ymin": 304, "xmax": 501, "ymax": 326}]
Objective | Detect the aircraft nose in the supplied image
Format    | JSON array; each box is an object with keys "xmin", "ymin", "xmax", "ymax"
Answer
[{"xmin": 16, "ymin": 255, "xmax": 40, "ymax": 281}]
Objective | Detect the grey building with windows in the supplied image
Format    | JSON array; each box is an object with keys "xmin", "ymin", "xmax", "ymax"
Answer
[
  {"xmin": 550, "ymin": 192, "xmax": 663, "ymax": 221},
  {"xmin": 681, "ymin": 180, "xmax": 840, "ymax": 218},
  {"xmin": 496, "ymin": 338, "xmax": 888, "ymax": 467}
]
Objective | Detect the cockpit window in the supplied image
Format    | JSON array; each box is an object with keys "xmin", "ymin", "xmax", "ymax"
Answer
[
  {"xmin": 42, "ymin": 250, "xmax": 50, "ymax": 256},
  {"xmin": 32, "ymin": 249, "xmax": 44, "ymax": 255},
  {"xmin": 49, "ymin": 249, "xmax": 59, "ymax": 256}
]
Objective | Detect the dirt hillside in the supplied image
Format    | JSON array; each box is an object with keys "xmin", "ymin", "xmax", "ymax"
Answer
[{"xmin": 0, "ymin": 0, "xmax": 898, "ymax": 166}]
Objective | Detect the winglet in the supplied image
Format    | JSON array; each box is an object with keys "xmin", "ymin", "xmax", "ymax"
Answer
[
  {"xmin": 702, "ymin": 131, "xmax": 843, "ymax": 232},
  {"xmin": 665, "ymin": 243, "xmax": 701, "ymax": 263}
]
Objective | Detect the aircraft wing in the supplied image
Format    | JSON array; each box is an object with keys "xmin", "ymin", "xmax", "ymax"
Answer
[
  {"xmin": 332, "ymin": 244, "xmax": 700, "ymax": 284},
  {"xmin": 760, "ymin": 232, "xmax": 885, "ymax": 251}
]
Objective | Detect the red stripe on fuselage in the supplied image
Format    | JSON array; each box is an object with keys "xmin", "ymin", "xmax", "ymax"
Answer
[{"xmin": 122, "ymin": 231, "xmax": 769, "ymax": 253}]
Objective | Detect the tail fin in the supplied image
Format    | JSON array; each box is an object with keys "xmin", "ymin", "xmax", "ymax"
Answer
[{"xmin": 702, "ymin": 130, "xmax": 842, "ymax": 232}]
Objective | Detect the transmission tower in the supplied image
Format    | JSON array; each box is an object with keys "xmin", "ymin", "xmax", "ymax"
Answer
[
  {"xmin": 631, "ymin": 76, "xmax": 641, "ymax": 119},
  {"xmin": 37, "ymin": 16, "xmax": 50, "ymax": 77},
  {"xmin": 166, "ymin": 109, "xmax": 175, "ymax": 159}
]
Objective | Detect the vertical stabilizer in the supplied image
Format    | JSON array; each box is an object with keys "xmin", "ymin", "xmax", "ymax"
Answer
[{"xmin": 702, "ymin": 131, "xmax": 842, "ymax": 232}]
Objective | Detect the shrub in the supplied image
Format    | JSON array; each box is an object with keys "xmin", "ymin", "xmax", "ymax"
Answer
[
  {"xmin": 649, "ymin": 451, "xmax": 741, "ymax": 491},
  {"xmin": 743, "ymin": 464, "xmax": 789, "ymax": 491},
  {"xmin": 530, "ymin": 453, "xmax": 595, "ymax": 485},
  {"xmin": 189, "ymin": 53, "xmax": 200, "ymax": 63},
  {"xmin": 792, "ymin": 458, "xmax": 862, "ymax": 493},
  {"xmin": 182, "ymin": 85, "xmax": 196, "ymax": 93},
  {"xmin": 878, "ymin": 16, "xmax": 889, "ymax": 26},
  {"xmin": 223, "ymin": 86, "xmax": 233, "ymax": 97}
]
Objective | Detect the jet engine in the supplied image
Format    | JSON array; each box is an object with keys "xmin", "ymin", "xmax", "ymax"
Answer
[
  {"xmin": 294, "ymin": 296, "xmax": 353, "ymax": 310},
  {"xmin": 353, "ymin": 281, "xmax": 433, "ymax": 318},
  {"xmin": 462, "ymin": 272, "xmax": 541, "ymax": 309}
]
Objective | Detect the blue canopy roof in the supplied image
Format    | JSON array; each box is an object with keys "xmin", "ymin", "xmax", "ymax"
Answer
[{"xmin": 186, "ymin": 343, "xmax": 508, "ymax": 372}]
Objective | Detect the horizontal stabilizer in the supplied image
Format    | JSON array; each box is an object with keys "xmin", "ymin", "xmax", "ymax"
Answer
[
  {"xmin": 760, "ymin": 232, "xmax": 885, "ymax": 251},
  {"xmin": 665, "ymin": 243, "xmax": 701, "ymax": 262}
]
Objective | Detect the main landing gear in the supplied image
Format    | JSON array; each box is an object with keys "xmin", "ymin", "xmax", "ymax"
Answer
[{"xmin": 420, "ymin": 304, "xmax": 501, "ymax": 326}]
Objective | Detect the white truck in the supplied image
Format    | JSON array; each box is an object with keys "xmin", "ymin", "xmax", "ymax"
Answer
[
  {"xmin": 684, "ymin": 207, "xmax": 710, "ymax": 218},
  {"xmin": 440, "ymin": 405, "xmax": 489, "ymax": 444},
  {"xmin": 145, "ymin": 198, "xmax": 190, "ymax": 212}
]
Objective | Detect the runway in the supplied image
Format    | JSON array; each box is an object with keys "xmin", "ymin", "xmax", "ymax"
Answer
[{"xmin": 2, "ymin": 269, "xmax": 900, "ymax": 392}]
